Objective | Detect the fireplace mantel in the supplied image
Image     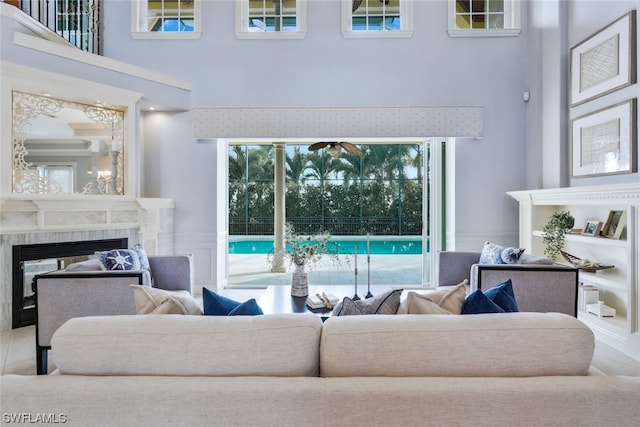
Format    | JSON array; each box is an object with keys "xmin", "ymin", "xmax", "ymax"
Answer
[{"xmin": 0, "ymin": 196, "xmax": 175, "ymax": 331}]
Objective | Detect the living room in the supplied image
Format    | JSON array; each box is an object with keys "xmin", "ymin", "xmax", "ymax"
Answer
[{"xmin": 1, "ymin": 0, "xmax": 639, "ymax": 424}]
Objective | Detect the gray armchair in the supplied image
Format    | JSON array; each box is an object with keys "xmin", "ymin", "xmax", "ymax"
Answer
[
  {"xmin": 437, "ymin": 251, "xmax": 579, "ymax": 316},
  {"xmin": 33, "ymin": 255, "xmax": 193, "ymax": 374}
]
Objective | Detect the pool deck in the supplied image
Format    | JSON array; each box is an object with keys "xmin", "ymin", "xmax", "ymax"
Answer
[{"xmin": 227, "ymin": 253, "xmax": 426, "ymax": 288}]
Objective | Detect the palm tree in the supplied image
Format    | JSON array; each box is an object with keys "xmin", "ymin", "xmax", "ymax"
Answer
[{"xmin": 285, "ymin": 147, "xmax": 309, "ymax": 185}]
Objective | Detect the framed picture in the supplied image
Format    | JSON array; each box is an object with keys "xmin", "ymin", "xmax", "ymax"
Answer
[
  {"xmin": 570, "ymin": 10, "xmax": 636, "ymax": 106},
  {"xmin": 581, "ymin": 220, "xmax": 602, "ymax": 236},
  {"xmin": 571, "ymin": 99, "xmax": 637, "ymax": 178},
  {"xmin": 601, "ymin": 210, "xmax": 627, "ymax": 239}
]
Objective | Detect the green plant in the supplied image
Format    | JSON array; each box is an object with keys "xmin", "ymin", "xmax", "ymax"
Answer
[
  {"xmin": 268, "ymin": 223, "xmax": 344, "ymax": 271},
  {"xmin": 542, "ymin": 211, "xmax": 575, "ymax": 261}
]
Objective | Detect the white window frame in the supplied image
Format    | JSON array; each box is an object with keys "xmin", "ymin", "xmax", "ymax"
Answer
[
  {"xmin": 447, "ymin": 0, "xmax": 521, "ymax": 38},
  {"xmin": 236, "ymin": 0, "xmax": 307, "ymax": 40},
  {"xmin": 342, "ymin": 0, "xmax": 414, "ymax": 39},
  {"xmin": 131, "ymin": 0, "xmax": 202, "ymax": 40}
]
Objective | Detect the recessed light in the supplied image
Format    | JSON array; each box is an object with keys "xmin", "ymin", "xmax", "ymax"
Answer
[{"xmin": 149, "ymin": 106, "xmax": 156, "ymax": 111}]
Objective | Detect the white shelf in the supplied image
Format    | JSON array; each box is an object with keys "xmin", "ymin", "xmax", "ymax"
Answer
[
  {"xmin": 578, "ymin": 310, "xmax": 627, "ymax": 338},
  {"xmin": 510, "ymin": 183, "xmax": 639, "ymax": 361},
  {"xmin": 532, "ymin": 230, "xmax": 627, "ymax": 247}
]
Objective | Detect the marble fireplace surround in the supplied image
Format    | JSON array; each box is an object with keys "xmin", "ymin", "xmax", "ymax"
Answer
[{"xmin": 0, "ymin": 197, "xmax": 174, "ymax": 331}]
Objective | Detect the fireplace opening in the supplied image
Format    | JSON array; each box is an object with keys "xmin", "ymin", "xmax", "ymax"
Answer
[{"xmin": 12, "ymin": 238, "xmax": 128, "ymax": 328}]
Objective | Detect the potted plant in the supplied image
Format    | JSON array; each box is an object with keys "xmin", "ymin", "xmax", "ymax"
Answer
[
  {"xmin": 542, "ymin": 211, "xmax": 575, "ymax": 261},
  {"xmin": 268, "ymin": 223, "xmax": 344, "ymax": 296}
]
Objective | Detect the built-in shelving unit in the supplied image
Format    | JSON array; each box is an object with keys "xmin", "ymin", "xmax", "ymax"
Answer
[{"xmin": 508, "ymin": 183, "xmax": 639, "ymax": 362}]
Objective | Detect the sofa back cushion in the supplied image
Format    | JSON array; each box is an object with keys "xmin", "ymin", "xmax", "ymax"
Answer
[
  {"xmin": 320, "ymin": 312, "xmax": 594, "ymax": 377},
  {"xmin": 52, "ymin": 313, "xmax": 323, "ymax": 377}
]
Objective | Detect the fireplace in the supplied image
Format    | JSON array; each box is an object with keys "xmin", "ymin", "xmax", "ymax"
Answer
[{"xmin": 12, "ymin": 238, "xmax": 128, "ymax": 328}]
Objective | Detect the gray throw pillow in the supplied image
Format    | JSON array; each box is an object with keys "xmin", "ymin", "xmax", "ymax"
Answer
[{"xmin": 333, "ymin": 288, "xmax": 402, "ymax": 316}]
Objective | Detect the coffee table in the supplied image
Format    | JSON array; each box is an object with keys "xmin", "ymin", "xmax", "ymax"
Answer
[{"xmin": 258, "ymin": 284, "xmax": 394, "ymax": 317}]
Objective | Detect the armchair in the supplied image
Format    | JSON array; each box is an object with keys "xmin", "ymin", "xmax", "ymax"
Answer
[
  {"xmin": 33, "ymin": 255, "xmax": 193, "ymax": 374},
  {"xmin": 437, "ymin": 251, "xmax": 579, "ymax": 316}
]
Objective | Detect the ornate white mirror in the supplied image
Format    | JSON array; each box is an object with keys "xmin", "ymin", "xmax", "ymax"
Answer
[{"xmin": 12, "ymin": 91, "xmax": 125, "ymax": 195}]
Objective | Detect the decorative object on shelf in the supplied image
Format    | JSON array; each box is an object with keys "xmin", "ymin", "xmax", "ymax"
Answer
[
  {"xmin": 601, "ymin": 210, "xmax": 627, "ymax": 239},
  {"xmin": 570, "ymin": 10, "xmax": 636, "ymax": 106},
  {"xmin": 579, "ymin": 284, "xmax": 600, "ymax": 311},
  {"xmin": 571, "ymin": 99, "xmax": 637, "ymax": 178},
  {"xmin": 561, "ymin": 251, "xmax": 614, "ymax": 272},
  {"xmin": 586, "ymin": 301, "xmax": 617, "ymax": 318},
  {"xmin": 581, "ymin": 220, "xmax": 602, "ymax": 236},
  {"xmin": 542, "ymin": 211, "xmax": 575, "ymax": 261}
]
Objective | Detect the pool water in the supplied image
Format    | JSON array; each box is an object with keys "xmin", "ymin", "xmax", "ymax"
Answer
[{"xmin": 229, "ymin": 238, "xmax": 424, "ymax": 255}]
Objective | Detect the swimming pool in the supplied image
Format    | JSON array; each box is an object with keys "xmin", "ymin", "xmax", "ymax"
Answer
[{"xmin": 228, "ymin": 238, "xmax": 425, "ymax": 255}]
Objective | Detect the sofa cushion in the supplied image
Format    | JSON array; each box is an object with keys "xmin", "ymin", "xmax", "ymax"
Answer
[
  {"xmin": 52, "ymin": 314, "xmax": 323, "ymax": 376},
  {"xmin": 65, "ymin": 258, "xmax": 105, "ymax": 271},
  {"xmin": 203, "ymin": 287, "xmax": 263, "ymax": 316},
  {"xmin": 397, "ymin": 280, "xmax": 468, "ymax": 314},
  {"xmin": 96, "ymin": 249, "xmax": 142, "ymax": 271},
  {"xmin": 333, "ymin": 289, "xmax": 402, "ymax": 316},
  {"xmin": 228, "ymin": 299, "xmax": 263, "ymax": 316},
  {"xmin": 461, "ymin": 289, "xmax": 505, "ymax": 314},
  {"xmin": 131, "ymin": 284, "xmax": 202, "ymax": 315},
  {"xmin": 484, "ymin": 279, "xmax": 519, "ymax": 312},
  {"xmin": 320, "ymin": 312, "xmax": 595, "ymax": 377},
  {"xmin": 479, "ymin": 241, "xmax": 524, "ymax": 265}
]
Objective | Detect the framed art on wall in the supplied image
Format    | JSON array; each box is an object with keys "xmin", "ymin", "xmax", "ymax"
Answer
[
  {"xmin": 570, "ymin": 10, "xmax": 636, "ymax": 106},
  {"xmin": 571, "ymin": 99, "xmax": 637, "ymax": 178}
]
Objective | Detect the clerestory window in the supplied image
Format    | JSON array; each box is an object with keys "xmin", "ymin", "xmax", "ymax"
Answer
[
  {"xmin": 236, "ymin": 0, "xmax": 307, "ymax": 39},
  {"xmin": 131, "ymin": 0, "xmax": 202, "ymax": 39},
  {"xmin": 342, "ymin": 0, "xmax": 414, "ymax": 38},
  {"xmin": 448, "ymin": 0, "xmax": 521, "ymax": 37}
]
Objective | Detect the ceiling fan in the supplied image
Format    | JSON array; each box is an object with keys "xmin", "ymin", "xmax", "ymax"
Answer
[{"xmin": 308, "ymin": 141, "xmax": 364, "ymax": 158}]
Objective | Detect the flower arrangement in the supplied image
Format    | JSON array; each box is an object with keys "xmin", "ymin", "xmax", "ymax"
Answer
[{"xmin": 269, "ymin": 223, "xmax": 343, "ymax": 271}]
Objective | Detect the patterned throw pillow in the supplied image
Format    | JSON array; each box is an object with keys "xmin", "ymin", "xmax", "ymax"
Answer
[
  {"xmin": 97, "ymin": 249, "xmax": 141, "ymax": 271},
  {"xmin": 479, "ymin": 241, "xmax": 524, "ymax": 265},
  {"xmin": 132, "ymin": 244, "xmax": 150, "ymax": 271},
  {"xmin": 397, "ymin": 280, "xmax": 468, "ymax": 314},
  {"xmin": 333, "ymin": 288, "xmax": 402, "ymax": 316}
]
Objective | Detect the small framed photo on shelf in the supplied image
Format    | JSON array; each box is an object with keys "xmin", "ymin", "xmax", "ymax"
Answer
[
  {"xmin": 581, "ymin": 220, "xmax": 602, "ymax": 236},
  {"xmin": 601, "ymin": 210, "xmax": 627, "ymax": 239}
]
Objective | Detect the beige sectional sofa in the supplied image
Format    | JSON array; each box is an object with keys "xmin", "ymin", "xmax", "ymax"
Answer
[{"xmin": 2, "ymin": 312, "xmax": 639, "ymax": 426}]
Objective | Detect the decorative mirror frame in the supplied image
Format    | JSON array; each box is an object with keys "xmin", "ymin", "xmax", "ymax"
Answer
[
  {"xmin": 12, "ymin": 91, "xmax": 126, "ymax": 195},
  {"xmin": 0, "ymin": 62, "xmax": 142, "ymax": 200}
]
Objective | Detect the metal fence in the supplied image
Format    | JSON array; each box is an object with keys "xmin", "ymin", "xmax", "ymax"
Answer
[{"xmin": 229, "ymin": 216, "xmax": 422, "ymax": 236}]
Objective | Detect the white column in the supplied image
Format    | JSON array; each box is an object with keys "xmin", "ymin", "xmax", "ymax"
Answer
[{"xmin": 272, "ymin": 142, "xmax": 286, "ymax": 272}]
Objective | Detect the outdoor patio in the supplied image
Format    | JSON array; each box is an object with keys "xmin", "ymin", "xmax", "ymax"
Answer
[{"xmin": 227, "ymin": 253, "xmax": 426, "ymax": 288}]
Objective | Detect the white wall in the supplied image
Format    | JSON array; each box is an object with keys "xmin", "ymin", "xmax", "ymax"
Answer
[
  {"xmin": 567, "ymin": 0, "xmax": 640, "ymax": 187},
  {"xmin": 99, "ymin": 0, "xmax": 531, "ymax": 285}
]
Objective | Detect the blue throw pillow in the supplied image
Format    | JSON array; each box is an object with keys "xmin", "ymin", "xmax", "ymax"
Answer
[
  {"xmin": 202, "ymin": 287, "xmax": 241, "ymax": 315},
  {"xmin": 228, "ymin": 299, "xmax": 263, "ymax": 316},
  {"xmin": 462, "ymin": 290, "xmax": 505, "ymax": 314},
  {"xmin": 132, "ymin": 244, "xmax": 150, "ymax": 271},
  {"xmin": 484, "ymin": 279, "xmax": 519, "ymax": 312},
  {"xmin": 202, "ymin": 288, "xmax": 263, "ymax": 316},
  {"xmin": 97, "ymin": 249, "xmax": 141, "ymax": 271}
]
